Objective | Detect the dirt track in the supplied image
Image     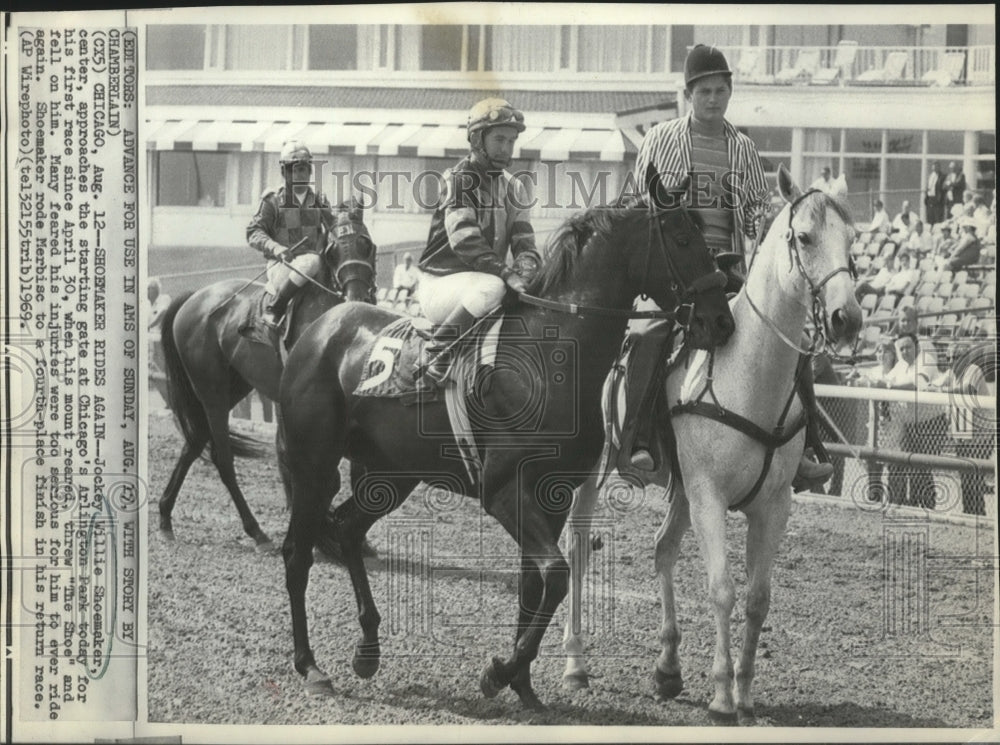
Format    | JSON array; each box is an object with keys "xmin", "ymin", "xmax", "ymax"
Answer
[{"xmin": 145, "ymin": 412, "xmax": 994, "ymax": 730}]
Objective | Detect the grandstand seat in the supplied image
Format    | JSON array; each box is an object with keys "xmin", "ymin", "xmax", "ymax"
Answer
[
  {"xmin": 946, "ymin": 297, "xmax": 969, "ymax": 313},
  {"xmin": 918, "ymin": 257, "xmax": 934, "ymax": 272},
  {"xmin": 915, "ymin": 282, "xmax": 937, "ymax": 298},
  {"xmin": 775, "ymin": 48, "xmax": 821, "ymax": 83},
  {"xmin": 881, "ymin": 241, "xmax": 898, "ymax": 258},
  {"xmin": 921, "ymin": 269, "xmax": 941, "ymax": 286},
  {"xmin": 952, "ymin": 270, "xmax": 968, "ymax": 286},
  {"xmin": 979, "ymin": 317, "xmax": 997, "ymax": 337},
  {"xmin": 958, "ymin": 283, "xmax": 981, "ymax": 300},
  {"xmin": 859, "ymin": 293, "xmax": 879, "ymax": 317},
  {"xmin": 934, "ymin": 313, "xmax": 958, "ymax": 337},
  {"xmin": 935, "ymin": 282, "xmax": 955, "ymax": 299},
  {"xmin": 915, "ymin": 295, "xmax": 934, "ymax": 314},
  {"xmin": 855, "ymin": 255, "xmax": 871, "ymax": 274},
  {"xmin": 851, "ymin": 241, "xmax": 866, "ymax": 257},
  {"xmin": 919, "ymin": 297, "xmax": 944, "ymax": 334},
  {"xmin": 871, "ymin": 294, "xmax": 899, "ymax": 321},
  {"xmin": 938, "ymin": 270, "xmax": 953, "ymax": 286},
  {"xmin": 376, "ymin": 287, "xmax": 389, "ymax": 302},
  {"xmin": 969, "ymin": 296, "xmax": 992, "ymax": 311},
  {"xmin": 871, "ymin": 257, "xmax": 885, "ymax": 272},
  {"xmin": 859, "ymin": 232, "xmax": 872, "ymax": 245},
  {"xmin": 866, "ymin": 242, "xmax": 881, "ymax": 258},
  {"xmin": 896, "ymin": 294, "xmax": 916, "ymax": 312}
]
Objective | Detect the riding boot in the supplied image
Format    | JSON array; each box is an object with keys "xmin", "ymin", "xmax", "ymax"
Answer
[
  {"xmin": 626, "ymin": 325, "xmax": 672, "ymax": 471},
  {"xmin": 793, "ymin": 359, "xmax": 834, "ymax": 490},
  {"xmin": 263, "ymin": 281, "xmax": 298, "ymax": 328},
  {"xmin": 415, "ymin": 305, "xmax": 479, "ymax": 390}
]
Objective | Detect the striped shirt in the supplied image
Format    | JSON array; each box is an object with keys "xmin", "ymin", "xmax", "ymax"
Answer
[
  {"xmin": 689, "ymin": 130, "xmax": 734, "ymax": 255},
  {"xmin": 635, "ymin": 112, "xmax": 769, "ymax": 256},
  {"xmin": 419, "ymin": 156, "xmax": 536, "ymax": 277}
]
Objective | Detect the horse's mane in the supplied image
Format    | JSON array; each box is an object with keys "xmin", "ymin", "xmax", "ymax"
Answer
[
  {"xmin": 791, "ymin": 190, "xmax": 856, "ymax": 232},
  {"xmin": 528, "ymin": 195, "xmax": 664, "ymax": 296}
]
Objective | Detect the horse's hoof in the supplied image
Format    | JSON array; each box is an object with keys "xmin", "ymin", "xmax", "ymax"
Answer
[
  {"xmin": 653, "ymin": 668, "xmax": 684, "ymax": 700},
  {"xmin": 707, "ymin": 707, "xmax": 738, "ymax": 725},
  {"xmin": 562, "ymin": 672, "xmax": 590, "ymax": 691},
  {"xmin": 160, "ymin": 529, "xmax": 176, "ymax": 542},
  {"xmin": 512, "ymin": 681, "xmax": 546, "ymax": 711},
  {"xmin": 304, "ymin": 669, "xmax": 335, "ymax": 697},
  {"xmin": 737, "ymin": 706, "xmax": 756, "ymax": 725},
  {"xmin": 255, "ymin": 539, "xmax": 277, "ymax": 555},
  {"xmin": 479, "ymin": 657, "xmax": 506, "ymax": 699},
  {"xmin": 352, "ymin": 642, "xmax": 380, "ymax": 679}
]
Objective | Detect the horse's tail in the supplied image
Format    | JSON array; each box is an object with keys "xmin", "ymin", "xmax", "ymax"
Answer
[{"xmin": 160, "ymin": 292, "xmax": 265, "ymax": 459}]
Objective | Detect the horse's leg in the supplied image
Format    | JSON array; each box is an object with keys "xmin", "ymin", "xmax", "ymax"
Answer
[
  {"xmin": 735, "ymin": 491, "xmax": 791, "ymax": 724},
  {"xmin": 687, "ymin": 491, "xmax": 738, "ymax": 723},
  {"xmin": 326, "ymin": 475, "xmax": 418, "ymax": 680},
  {"xmin": 281, "ymin": 460, "xmax": 340, "ymax": 696},
  {"xmin": 203, "ymin": 387, "xmax": 273, "ymax": 551},
  {"xmin": 158, "ymin": 434, "xmax": 208, "ymax": 539},
  {"xmin": 561, "ymin": 471, "xmax": 600, "ymax": 690},
  {"xmin": 480, "ymin": 480, "xmax": 569, "ymax": 710},
  {"xmin": 652, "ymin": 480, "xmax": 691, "ymax": 701}
]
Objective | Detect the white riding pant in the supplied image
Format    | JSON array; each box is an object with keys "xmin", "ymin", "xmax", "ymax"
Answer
[
  {"xmin": 416, "ymin": 270, "xmax": 506, "ymax": 324},
  {"xmin": 265, "ymin": 253, "xmax": 322, "ymax": 295}
]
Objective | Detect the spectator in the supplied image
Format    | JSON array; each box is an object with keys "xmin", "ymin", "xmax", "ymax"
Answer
[
  {"xmin": 943, "ymin": 161, "xmax": 967, "ymax": 214},
  {"xmin": 855, "ymin": 252, "xmax": 916, "ymax": 300},
  {"xmin": 950, "ymin": 189, "xmax": 974, "ymax": 220},
  {"xmin": 891, "ymin": 201, "xmax": 919, "ymax": 238},
  {"xmin": 904, "ymin": 221, "xmax": 933, "ymax": 255},
  {"xmin": 932, "ymin": 224, "xmax": 955, "ymax": 258},
  {"xmin": 849, "ymin": 339, "xmax": 898, "ymax": 388},
  {"xmin": 972, "ymin": 194, "xmax": 991, "ymax": 235},
  {"xmin": 941, "ymin": 217, "xmax": 982, "ymax": 271},
  {"xmin": 924, "ymin": 161, "xmax": 945, "ymax": 225},
  {"xmin": 830, "ymin": 172, "xmax": 849, "ymax": 198},
  {"xmin": 868, "ymin": 200, "xmax": 891, "ymax": 234},
  {"xmin": 392, "ymin": 252, "xmax": 420, "ymax": 299},
  {"xmin": 886, "ymin": 331, "xmax": 936, "ymax": 391},
  {"xmin": 810, "ymin": 166, "xmax": 834, "ymax": 194}
]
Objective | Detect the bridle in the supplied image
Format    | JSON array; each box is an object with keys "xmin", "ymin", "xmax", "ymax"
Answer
[
  {"xmin": 330, "ymin": 219, "xmax": 377, "ymax": 301},
  {"xmin": 518, "ymin": 197, "xmax": 727, "ymax": 324},
  {"xmin": 743, "ymin": 188, "xmax": 857, "ymax": 358}
]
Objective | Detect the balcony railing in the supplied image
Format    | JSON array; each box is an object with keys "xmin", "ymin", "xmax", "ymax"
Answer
[{"xmin": 709, "ymin": 44, "xmax": 995, "ymax": 87}]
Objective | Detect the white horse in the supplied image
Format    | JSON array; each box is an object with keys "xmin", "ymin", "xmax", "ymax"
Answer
[{"xmin": 561, "ymin": 165, "xmax": 863, "ymax": 723}]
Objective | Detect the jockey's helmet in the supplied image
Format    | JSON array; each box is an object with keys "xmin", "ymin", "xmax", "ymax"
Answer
[
  {"xmin": 279, "ymin": 140, "xmax": 313, "ymax": 165},
  {"xmin": 467, "ymin": 98, "xmax": 526, "ymax": 143},
  {"xmin": 684, "ymin": 45, "xmax": 732, "ymax": 88}
]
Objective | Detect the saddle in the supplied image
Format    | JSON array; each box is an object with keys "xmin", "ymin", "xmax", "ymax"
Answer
[
  {"xmin": 597, "ymin": 331, "xmax": 683, "ymax": 486},
  {"xmin": 353, "ymin": 311, "xmax": 506, "ymax": 490},
  {"xmin": 237, "ymin": 287, "xmax": 293, "ymax": 353}
]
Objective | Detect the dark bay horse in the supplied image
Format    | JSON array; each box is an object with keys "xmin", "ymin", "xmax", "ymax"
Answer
[
  {"xmin": 157, "ymin": 203, "xmax": 376, "ymax": 550},
  {"xmin": 276, "ymin": 169, "xmax": 736, "ymax": 709}
]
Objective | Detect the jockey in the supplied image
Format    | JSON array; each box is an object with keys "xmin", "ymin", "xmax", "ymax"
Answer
[
  {"xmin": 414, "ymin": 98, "xmax": 541, "ymax": 387},
  {"xmin": 625, "ymin": 45, "xmax": 834, "ymax": 489},
  {"xmin": 247, "ymin": 140, "xmax": 336, "ymax": 326}
]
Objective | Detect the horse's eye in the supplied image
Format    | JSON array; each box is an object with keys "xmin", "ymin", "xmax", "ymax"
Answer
[{"xmin": 797, "ymin": 232, "xmax": 811, "ymax": 246}]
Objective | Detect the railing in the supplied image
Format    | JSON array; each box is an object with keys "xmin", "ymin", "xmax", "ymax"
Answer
[{"xmin": 715, "ymin": 44, "xmax": 994, "ymax": 86}]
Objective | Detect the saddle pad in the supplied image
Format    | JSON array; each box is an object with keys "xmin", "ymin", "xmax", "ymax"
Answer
[
  {"xmin": 354, "ymin": 316, "xmax": 429, "ymax": 398},
  {"xmin": 236, "ymin": 285, "xmax": 276, "ymax": 347}
]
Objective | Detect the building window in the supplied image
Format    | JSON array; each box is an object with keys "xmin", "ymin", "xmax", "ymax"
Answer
[
  {"xmin": 225, "ymin": 25, "xmax": 293, "ymax": 70},
  {"xmin": 975, "ymin": 131, "xmax": 996, "ymax": 192},
  {"xmin": 886, "ymin": 130, "xmax": 921, "ymax": 155},
  {"xmin": 156, "ymin": 151, "xmax": 228, "ymax": 207},
  {"xmin": 845, "ymin": 128, "xmax": 883, "ymax": 155},
  {"xmin": 926, "ymin": 130, "xmax": 964, "ymax": 155},
  {"xmin": 308, "ymin": 25, "xmax": 359, "ymax": 70},
  {"xmin": 146, "ymin": 25, "xmax": 206, "ymax": 70},
  {"xmin": 420, "ymin": 25, "xmax": 463, "ymax": 71},
  {"xmin": 577, "ymin": 26, "xmax": 649, "ymax": 73},
  {"xmin": 485, "ymin": 26, "xmax": 557, "ymax": 73}
]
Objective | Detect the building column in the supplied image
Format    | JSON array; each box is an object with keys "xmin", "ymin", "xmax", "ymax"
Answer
[
  {"xmin": 879, "ymin": 129, "xmax": 889, "ymax": 205},
  {"xmin": 791, "ymin": 127, "xmax": 805, "ymax": 186},
  {"xmin": 963, "ymin": 130, "xmax": 977, "ymax": 193},
  {"xmin": 919, "ymin": 130, "xmax": 929, "ymax": 223}
]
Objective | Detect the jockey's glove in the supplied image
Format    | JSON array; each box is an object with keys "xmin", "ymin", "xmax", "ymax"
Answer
[{"xmin": 265, "ymin": 239, "xmax": 288, "ymax": 260}]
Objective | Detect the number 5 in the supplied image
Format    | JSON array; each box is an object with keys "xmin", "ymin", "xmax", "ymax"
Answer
[{"xmin": 356, "ymin": 337, "xmax": 404, "ymax": 391}]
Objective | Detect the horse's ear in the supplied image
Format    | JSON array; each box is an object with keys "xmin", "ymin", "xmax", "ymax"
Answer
[
  {"xmin": 646, "ymin": 164, "xmax": 682, "ymax": 210},
  {"xmin": 776, "ymin": 163, "xmax": 801, "ymax": 204}
]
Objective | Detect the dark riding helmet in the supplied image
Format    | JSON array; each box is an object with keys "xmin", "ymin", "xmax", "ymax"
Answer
[{"xmin": 684, "ymin": 44, "xmax": 732, "ymax": 88}]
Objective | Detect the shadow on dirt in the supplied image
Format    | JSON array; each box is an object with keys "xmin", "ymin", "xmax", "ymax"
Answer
[{"xmin": 758, "ymin": 700, "xmax": 951, "ymax": 728}]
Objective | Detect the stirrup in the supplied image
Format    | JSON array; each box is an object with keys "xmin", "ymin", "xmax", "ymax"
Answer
[
  {"xmin": 263, "ymin": 308, "xmax": 284, "ymax": 329},
  {"xmin": 629, "ymin": 448, "xmax": 655, "ymax": 471},
  {"xmin": 792, "ymin": 456, "xmax": 833, "ymax": 490}
]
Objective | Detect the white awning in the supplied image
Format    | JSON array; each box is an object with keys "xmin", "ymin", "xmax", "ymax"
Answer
[{"xmin": 146, "ymin": 119, "xmax": 639, "ymax": 162}]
